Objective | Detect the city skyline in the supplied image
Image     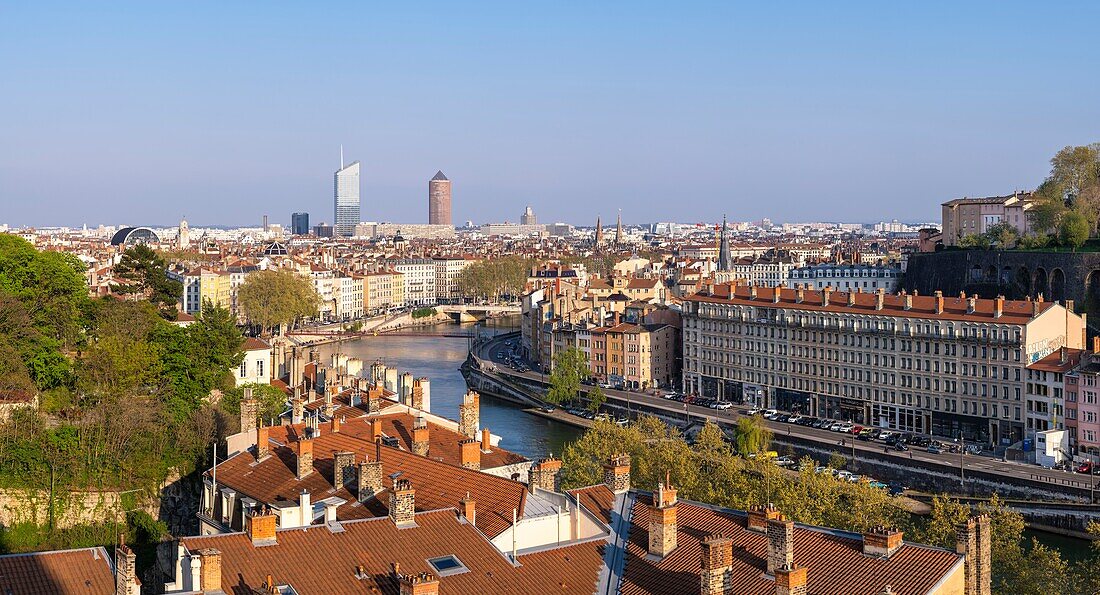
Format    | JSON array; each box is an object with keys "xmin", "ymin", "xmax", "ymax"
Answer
[{"xmin": 3, "ymin": 3, "xmax": 1100, "ymax": 227}]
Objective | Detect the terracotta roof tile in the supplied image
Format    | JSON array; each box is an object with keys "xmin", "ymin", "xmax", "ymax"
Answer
[
  {"xmin": 619, "ymin": 496, "xmax": 961, "ymax": 595},
  {"xmin": 181, "ymin": 510, "xmax": 604, "ymax": 595},
  {"xmin": 0, "ymin": 547, "xmax": 115, "ymax": 595},
  {"xmin": 568, "ymin": 484, "xmax": 615, "ymax": 526}
]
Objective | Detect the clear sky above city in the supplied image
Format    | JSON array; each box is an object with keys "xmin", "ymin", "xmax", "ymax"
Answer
[{"xmin": 3, "ymin": 2, "xmax": 1099, "ymax": 228}]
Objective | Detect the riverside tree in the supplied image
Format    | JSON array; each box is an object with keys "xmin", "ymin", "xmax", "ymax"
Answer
[
  {"xmin": 546, "ymin": 347, "xmax": 591, "ymax": 405},
  {"xmin": 237, "ymin": 269, "xmax": 319, "ymax": 335}
]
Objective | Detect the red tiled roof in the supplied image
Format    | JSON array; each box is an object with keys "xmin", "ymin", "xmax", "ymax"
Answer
[
  {"xmin": 687, "ymin": 284, "xmax": 1054, "ymax": 325},
  {"xmin": 0, "ymin": 547, "xmax": 115, "ymax": 595},
  {"xmin": 1027, "ymin": 347, "xmax": 1085, "ymax": 373},
  {"xmin": 619, "ymin": 496, "xmax": 961, "ymax": 595},
  {"xmin": 213, "ymin": 428, "xmax": 528, "ymax": 538},
  {"xmin": 568, "ymin": 484, "xmax": 615, "ymax": 526},
  {"xmin": 181, "ymin": 510, "xmax": 604, "ymax": 595},
  {"xmin": 242, "ymin": 337, "xmax": 271, "ymax": 351}
]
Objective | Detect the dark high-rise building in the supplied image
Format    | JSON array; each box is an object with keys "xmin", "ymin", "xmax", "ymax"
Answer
[
  {"xmin": 428, "ymin": 170, "xmax": 452, "ymax": 225},
  {"xmin": 291, "ymin": 212, "xmax": 310, "ymax": 235}
]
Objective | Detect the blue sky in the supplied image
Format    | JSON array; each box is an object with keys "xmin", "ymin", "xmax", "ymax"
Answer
[{"xmin": 2, "ymin": 2, "xmax": 1099, "ymax": 228}]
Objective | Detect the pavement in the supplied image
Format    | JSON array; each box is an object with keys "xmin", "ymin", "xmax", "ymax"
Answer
[{"xmin": 474, "ymin": 333, "xmax": 1100, "ymax": 495}]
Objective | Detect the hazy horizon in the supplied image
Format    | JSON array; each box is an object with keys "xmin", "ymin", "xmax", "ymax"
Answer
[{"xmin": 3, "ymin": 2, "xmax": 1099, "ymax": 228}]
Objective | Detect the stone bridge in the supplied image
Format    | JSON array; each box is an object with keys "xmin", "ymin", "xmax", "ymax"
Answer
[{"xmin": 438, "ymin": 304, "xmax": 520, "ymax": 323}]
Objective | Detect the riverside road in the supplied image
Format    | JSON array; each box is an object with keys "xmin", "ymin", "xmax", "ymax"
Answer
[{"xmin": 473, "ymin": 332, "xmax": 1098, "ymax": 499}]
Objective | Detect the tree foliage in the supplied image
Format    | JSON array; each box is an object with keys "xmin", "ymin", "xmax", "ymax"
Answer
[
  {"xmin": 455, "ymin": 257, "xmax": 531, "ymax": 302},
  {"xmin": 237, "ymin": 269, "xmax": 319, "ymax": 334},
  {"xmin": 1059, "ymin": 211, "xmax": 1090, "ymax": 251},
  {"xmin": 733, "ymin": 414, "xmax": 772, "ymax": 455},
  {"xmin": 0, "ymin": 235, "xmax": 88, "ymax": 344},
  {"xmin": 111, "ymin": 245, "xmax": 183, "ymax": 319},
  {"xmin": 546, "ymin": 347, "xmax": 591, "ymax": 405},
  {"xmin": 220, "ymin": 383, "xmax": 287, "ymax": 427},
  {"xmin": 1029, "ymin": 144, "xmax": 1100, "ymax": 240}
]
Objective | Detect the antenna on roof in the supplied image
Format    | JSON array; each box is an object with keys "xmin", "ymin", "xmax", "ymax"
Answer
[{"xmin": 340, "ymin": 144, "xmax": 344, "ymax": 169}]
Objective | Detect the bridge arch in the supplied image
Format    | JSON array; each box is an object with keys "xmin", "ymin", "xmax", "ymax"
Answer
[
  {"xmin": 1034, "ymin": 267, "xmax": 1048, "ymax": 299},
  {"xmin": 1050, "ymin": 268, "xmax": 1066, "ymax": 303}
]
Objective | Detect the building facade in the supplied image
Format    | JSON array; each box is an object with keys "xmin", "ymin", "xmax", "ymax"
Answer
[
  {"xmin": 683, "ymin": 284, "xmax": 1085, "ymax": 446},
  {"xmin": 291, "ymin": 212, "xmax": 309, "ymax": 235},
  {"xmin": 787, "ymin": 263, "xmax": 901, "ymax": 293},
  {"xmin": 428, "ymin": 170, "xmax": 451, "ymax": 225},
  {"xmin": 334, "ymin": 161, "xmax": 361, "ymax": 237},
  {"xmin": 393, "ymin": 259, "xmax": 437, "ymax": 306}
]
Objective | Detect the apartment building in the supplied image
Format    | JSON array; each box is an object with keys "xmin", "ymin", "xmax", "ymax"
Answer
[
  {"xmin": 787, "ymin": 263, "xmax": 901, "ymax": 293},
  {"xmin": 683, "ymin": 284, "xmax": 1085, "ymax": 446},
  {"xmin": 331, "ymin": 275, "xmax": 363, "ymax": 320},
  {"xmin": 717, "ymin": 255, "xmax": 796, "ymax": 288},
  {"xmin": 941, "ymin": 191, "xmax": 1034, "ymax": 246},
  {"xmin": 434, "ymin": 256, "xmax": 473, "ymax": 304},
  {"xmin": 363, "ymin": 270, "xmax": 403, "ymax": 314},
  {"xmin": 589, "ymin": 322, "xmax": 679, "ymax": 390},
  {"xmin": 393, "ymin": 258, "xmax": 437, "ymax": 306},
  {"xmin": 168, "ymin": 267, "xmax": 232, "ymax": 314}
]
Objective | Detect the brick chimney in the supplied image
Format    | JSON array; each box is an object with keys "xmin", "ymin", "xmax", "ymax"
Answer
[
  {"xmin": 460, "ymin": 439, "xmax": 481, "ymax": 470},
  {"xmin": 396, "ymin": 569, "xmax": 439, "ymax": 595},
  {"xmin": 411, "ymin": 379, "xmax": 425, "ymax": 410},
  {"xmin": 330, "ymin": 414, "xmax": 341, "ymax": 434},
  {"xmin": 773, "ymin": 287, "xmax": 781, "ymax": 303},
  {"xmin": 875, "ymin": 288, "xmax": 885, "ymax": 311},
  {"xmin": 412, "ymin": 416, "xmax": 430, "ymax": 457},
  {"xmin": 333, "ymin": 451, "xmax": 355, "ymax": 491},
  {"xmin": 903, "ymin": 293, "xmax": 913, "ymax": 311},
  {"xmin": 863, "ymin": 525, "xmax": 904, "ymax": 558},
  {"xmin": 371, "ymin": 418, "xmax": 383, "ymax": 442},
  {"xmin": 528, "ymin": 457, "xmax": 562, "ymax": 493},
  {"xmin": 458, "ymin": 390, "xmax": 480, "ymax": 439},
  {"xmin": 796, "ymin": 287, "xmax": 805, "ymax": 304},
  {"xmin": 846, "ymin": 291, "xmax": 855, "ymax": 307},
  {"xmin": 197, "ymin": 548, "xmax": 222, "ymax": 593},
  {"xmin": 358, "ymin": 459, "xmax": 383, "ymax": 501},
  {"xmin": 700, "ymin": 534, "xmax": 733, "ymax": 595},
  {"xmin": 368, "ymin": 383, "xmax": 383, "ymax": 415},
  {"xmin": 323, "ymin": 390, "xmax": 335, "ymax": 419},
  {"xmin": 766, "ymin": 515, "xmax": 794, "ymax": 575},
  {"xmin": 389, "ymin": 478, "xmax": 416, "ymax": 527},
  {"xmin": 603, "ymin": 454, "xmax": 631, "ymax": 493},
  {"xmin": 255, "ymin": 424, "xmax": 270, "ymax": 460},
  {"xmin": 648, "ymin": 481, "xmax": 678, "ymax": 558},
  {"xmin": 934, "ymin": 290, "xmax": 944, "ymax": 314},
  {"xmin": 291, "ymin": 394, "xmax": 304, "ymax": 425},
  {"xmin": 747, "ymin": 503, "xmax": 781, "ymax": 532},
  {"xmin": 460, "ymin": 493, "xmax": 476, "ymax": 525},
  {"xmin": 749, "ymin": 285, "xmax": 758, "ymax": 300},
  {"xmin": 821, "ymin": 287, "xmax": 831, "ymax": 307},
  {"xmin": 114, "ymin": 538, "xmax": 138, "ymax": 595},
  {"xmin": 240, "ymin": 388, "xmax": 258, "ymax": 435},
  {"xmin": 294, "ymin": 436, "xmax": 313, "ymax": 480},
  {"xmin": 481, "ymin": 427, "xmax": 492, "ymax": 453},
  {"xmin": 246, "ymin": 508, "xmax": 277, "ymax": 546},
  {"xmin": 967, "ymin": 296, "xmax": 977, "ymax": 314},
  {"xmin": 956, "ymin": 515, "xmax": 991, "ymax": 595},
  {"xmin": 1093, "ymin": 336, "xmax": 1100, "ymax": 354},
  {"xmin": 775, "ymin": 564, "xmax": 808, "ymax": 595},
  {"xmin": 994, "ymin": 296, "xmax": 1004, "ymax": 319}
]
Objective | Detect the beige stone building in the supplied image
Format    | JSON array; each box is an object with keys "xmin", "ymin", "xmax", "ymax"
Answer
[
  {"xmin": 941, "ymin": 191, "xmax": 1034, "ymax": 246},
  {"xmin": 683, "ymin": 283, "xmax": 1084, "ymax": 446}
]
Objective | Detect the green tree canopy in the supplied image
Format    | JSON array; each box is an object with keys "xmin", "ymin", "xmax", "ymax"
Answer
[
  {"xmin": 237, "ymin": 269, "xmax": 319, "ymax": 335},
  {"xmin": 0, "ymin": 235, "xmax": 89, "ymax": 344},
  {"xmin": 1059, "ymin": 211, "xmax": 1090, "ymax": 250},
  {"xmin": 546, "ymin": 347, "xmax": 591, "ymax": 405},
  {"xmin": 112, "ymin": 245, "xmax": 183, "ymax": 319},
  {"xmin": 220, "ymin": 383, "xmax": 287, "ymax": 427},
  {"xmin": 455, "ymin": 257, "xmax": 532, "ymax": 302},
  {"xmin": 733, "ymin": 414, "xmax": 772, "ymax": 455}
]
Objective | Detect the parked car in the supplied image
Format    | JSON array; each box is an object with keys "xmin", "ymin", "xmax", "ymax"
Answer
[
  {"xmin": 773, "ymin": 456, "xmax": 796, "ymax": 467},
  {"xmin": 787, "ymin": 415, "xmax": 803, "ymax": 424},
  {"xmin": 813, "ymin": 466, "xmax": 831, "ymax": 474},
  {"xmin": 715, "ymin": 401, "xmax": 733, "ymax": 410},
  {"xmin": 927, "ymin": 444, "xmax": 942, "ymax": 454},
  {"xmin": 894, "ymin": 442, "xmax": 909, "ymax": 452}
]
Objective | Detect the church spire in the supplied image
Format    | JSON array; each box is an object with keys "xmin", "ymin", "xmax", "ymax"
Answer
[{"xmin": 718, "ymin": 215, "xmax": 733, "ymax": 272}]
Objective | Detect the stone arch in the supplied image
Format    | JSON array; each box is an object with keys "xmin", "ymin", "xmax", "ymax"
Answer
[
  {"xmin": 1050, "ymin": 268, "xmax": 1066, "ymax": 303},
  {"xmin": 1015, "ymin": 266, "xmax": 1031, "ymax": 298},
  {"xmin": 1086, "ymin": 270, "xmax": 1100, "ymax": 312},
  {"xmin": 970, "ymin": 265, "xmax": 983, "ymax": 282},
  {"xmin": 986, "ymin": 265, "xmax": 998, "ymax": 282},
  {"xmin": 1001, "ymin": 266, "xmax": 1013, "ymax": 285},
  {"xmin": 1034, "ymin": 267, "xmax": 1048, "ymax": 299}
]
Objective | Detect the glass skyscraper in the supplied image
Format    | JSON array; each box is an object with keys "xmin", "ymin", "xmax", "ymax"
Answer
[{"xmin": 334, "ymin": 161, "xmax": 360, "ymax": 237}]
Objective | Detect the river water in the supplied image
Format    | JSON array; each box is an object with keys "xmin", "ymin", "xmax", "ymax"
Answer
[{"xmin": 315, "ymin": 318, "xmax": 582, "ymax": 460}]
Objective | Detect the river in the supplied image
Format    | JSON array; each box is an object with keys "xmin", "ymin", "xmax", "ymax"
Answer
[{"xmin": 315, "ymin": 318, "xmax": 582, "ymax": 460}]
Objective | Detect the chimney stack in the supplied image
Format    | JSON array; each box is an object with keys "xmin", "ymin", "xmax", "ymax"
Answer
[
  {"xmin": 747, "ymin": 503, "xmax": 781, "ymax": 532},
  {"xmin": 1032, "ymin": 298, "xmax": 1040, "ymax": 317},
  {"xmin": 460, "ymin": 493, "xmax": 476, "ymax": 526},
  {"xmin": 294, "ymin": 436, "xmax": 313, "ymax": 479},
  {"xmin": 875, "ymin": 288, "xmax": 885, "ymax": 311},
  {"xmin": 648, "ymin": 481, "xmax": 678, "ymax": 558},
  {"xmin": 603, "ymin": 454, "xmax": 631, "ymax": 493},
  {"xmin": 412, "ymin": 416, "xmax": 430, "ymax": 457},
  {"xmin": 291, "ymin": 394, "xmax": 304, "ymax": 425},
  {"xmin": 368, "ymin": 382, "xmax": 383, "ymax": 415},
  {"xmin": 934, "ymin": 290, "xmax": 944, "ymax": 314},
  {"xmin": 846, "ymin": 291, "xmax": 855, "ymax": 307},
  {"xmin": 389, "ymin": 479, "xmax": 416, "ymax": 527},
  {"xmin": 863, "ymin": 526, "xmax": 904, "ymax": 558},
  {"xmin": 298, "ymin": 489, "xmax": 311, "ymax": 527},
  {"xmin": 773, "ymin": 287, "xmax": 781, "ymax": 303},
  {"xmin": 527, "ymin": 457, "xmax": 563, "ymax": 493},
  {"xmin": 967, "ymin": 296, "xmax": 977, "ymax": 315},
  {"xmin": 766, "ymin": 515, "xmax": 794, "ymax": 575},
  {"xmin": 395, "ymin": 569, "xmax": 439, "ymax": 595},
  {"xmin": 240, "ymin": 388, "xmax": 258, "ymax": 435},
  {"xmin": 357, "ymin": 459, "xmax": 383, "ymax": 501},
  {"xmin": 458, "ymin": 390, "xmax": 480, "ymax": 439},
  {"xmin": 700, "ymin": 534, "xmax": 733, "ymax": 595},
  {"xmin": 460, "ymin": 439, "xmax": 481, "ymax": 471},
  {"xmin": 994, "ymin": 296, "xmax": 1004, "ymax": 319},
  {"xmin": 411, "ymin": 379, "xmax": 425, "ymax": 410},
  {"xmin": 796, "ymin": 287, "xmax": 805, "ymax": 304},
  {"xmin": 197, "ymin": 548, "xmax": 222, "ymax": 593},
  {"xmin": 749, "ymin": 285, "xmax": 758, "ymax": 300},
  {"xmin": 114, "ymin": 538, "xmax": 138, "ymax": 595},
  {"xmin": 330, "ymin": 414, "xmax": 341, "ymax": 434},
  {"xmin": 481, "ymin": 427, "xmax": 492, "ymax": 453},
  {"xmin": 956, "ymin": 515, "xmax": 992, "ymax": 595},
  {"xmin": 822, "ymin": 287, "xmax": 831, "ymax": 307},
  {"xmin": 255, "ymin": 424, "xmax": 270, "ymax": 460},
  {"xmin": 903, "ymin": 293, "xmax": 913, "ymax": 311},
  {"xmin": 371, "ymin": 418, "xmax": 383, "ymax": 442},
  {"xmin": 333, "ymin": 451, "xmax": 355, "ymax": 491},
  {"xmin": 775, "ymin": 564, "xmax": 808, "ymax": 595},
  {"xmin": 1093, "ymin": 336, "xmax": 1099, "ymax": 354},
  {"xmin": 246, "ymin": 508, "xmax": 277, "ymax": 546}
]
